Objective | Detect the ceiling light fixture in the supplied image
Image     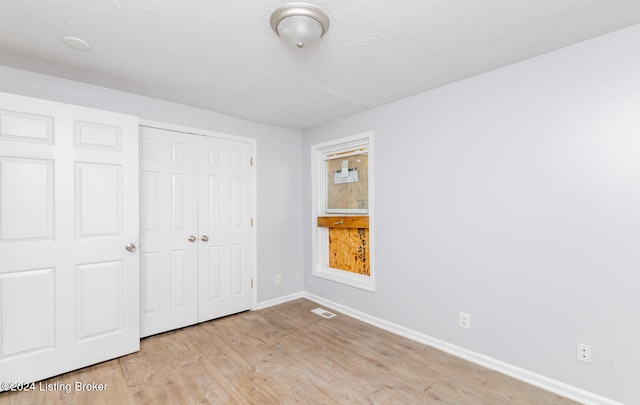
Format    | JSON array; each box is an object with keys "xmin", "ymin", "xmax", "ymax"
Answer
[{"xmin": 270, "ymin": 3, "xmax": 330, "ymax": 49}]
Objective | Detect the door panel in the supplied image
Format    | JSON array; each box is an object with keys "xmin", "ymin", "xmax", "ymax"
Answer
[
  {"xmin": 75, "ymin": 163, "xmax": 122, "ymax": 237},
  {"xmin": 76, "ymin": 261, "xmax": 123, "ymax": 340},
  {"xmin": 0, "ymin": 92, "xmax": 139, "ymax": 385},
  {"xmin": 0, "ymin": 268, "xmax": 54, "ymax": 357},
  {"xmin": 198, "ymin": 136, "xmax": 253, "ymax": 322},
  {"xmin": 139, "ymin": 127, "xmax": 198, "ymax": 337},
  {"xmin": 0, "ymin": 108, "xmax": 53, "ymax": 144},
  {"xmin": 74, "ymin": 121, "xmax": 122, "ymax": 151},
  {"xmin": 0, "ymin": 157, "xmax": 54, "ymax": 240},
  {"xmin": 141, "ymin": 251, "xmax": 160, "ymax": 313}
]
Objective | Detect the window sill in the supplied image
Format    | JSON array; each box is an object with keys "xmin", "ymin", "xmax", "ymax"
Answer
[{"xmin": 313, "ymin": 266, "xmax": 376, "ymax": 292}]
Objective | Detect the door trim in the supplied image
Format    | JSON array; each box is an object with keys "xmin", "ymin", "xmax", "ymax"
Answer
[{"xmin": 139, "ymin": 119, "xmax": 258, "ymax": 311}]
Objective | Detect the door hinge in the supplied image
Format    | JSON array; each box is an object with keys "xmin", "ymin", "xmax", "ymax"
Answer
[
  {"xmin": 251, "ymin": 279, "xmax": 254, "ymax": 288},
  {"xmin": 251, "ymin": 218, "xmax": 254, "ymax": 227},
  {"xmin": 250, "ymin": 156, "xmax": 254, "ymax": 166}
]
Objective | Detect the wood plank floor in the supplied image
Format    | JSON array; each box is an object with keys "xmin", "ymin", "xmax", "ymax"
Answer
[{"xmin": 1, "ymin": 299, "xmax": 579, "ymax": 404}]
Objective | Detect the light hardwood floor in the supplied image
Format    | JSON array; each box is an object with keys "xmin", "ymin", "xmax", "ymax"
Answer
[{"xmin": 2, "ymin": 299, "xmax": 578, "ymax": 404}]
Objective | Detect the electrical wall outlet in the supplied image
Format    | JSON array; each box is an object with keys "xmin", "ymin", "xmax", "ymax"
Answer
[
  {"xmin": 275, "ymin": 274, "xmax": 282, "ymax": 285},
  {"xmin": 577, "ymin": 343, "xmax": 592, "ymax": 364},
  {"xmin": 459, "ymin": 312, "xmax": 471, "ymax": 329},
  {"xmin": 295, "ymin": 271, "xmax": 301, "ymax": 280}
]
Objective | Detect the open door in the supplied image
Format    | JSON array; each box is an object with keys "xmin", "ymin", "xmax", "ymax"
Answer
[{"xmin": 0, "ymin": 92, "xmax": 140, "ymax": 385}]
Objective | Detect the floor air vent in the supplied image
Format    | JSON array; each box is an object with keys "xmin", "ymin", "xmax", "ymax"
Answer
[{"xmin": 311, "ymin": 308, "xmax": 336, "ymax": 319}]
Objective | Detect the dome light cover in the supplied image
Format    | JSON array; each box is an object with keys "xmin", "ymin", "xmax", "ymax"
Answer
[{"xmin": 270, "ymin": 3, "xmax": 330, "ymax": 49}]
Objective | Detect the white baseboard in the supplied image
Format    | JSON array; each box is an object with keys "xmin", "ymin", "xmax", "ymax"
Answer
[
  {"xmin": 256, "ymin": 291, "xmax": 305, "ymax": 310},
  {"xmin": 302, "ymin": 292, "xmax": 621, "ymax": 405}
]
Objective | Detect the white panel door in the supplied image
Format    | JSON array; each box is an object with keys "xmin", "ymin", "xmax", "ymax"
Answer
[
  {"xmin": 0, "ymin": 92, "xmax": 139, "ymax": 385},
  {"xmin": 139, "ymin": 127, "xmax": 198, "ymax": 337},
  {"xmin": 198, "ymin": 136, "xmax": 253, "ymax": 321}
]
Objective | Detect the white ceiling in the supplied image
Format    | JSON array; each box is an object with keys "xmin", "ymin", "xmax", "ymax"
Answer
[{"xmin": 1, "ymin": 1, "xmax": 640, "ymax": 129}]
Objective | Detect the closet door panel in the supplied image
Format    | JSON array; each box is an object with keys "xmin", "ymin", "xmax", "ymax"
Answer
[
  {"xmin": 139, "ymin": 127, "xmax": 198, "ymax": 337},
  {"xmin": 198, "ymin": 136, "xmax": 253, "ymax": 322}
]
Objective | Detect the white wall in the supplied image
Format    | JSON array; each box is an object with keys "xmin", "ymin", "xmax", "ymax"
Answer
[
  {"xmin": 302, "ymin": 24, "xmax": 640, "ymax": 404},
  {"xmin": 0, "ymin": 66, "xmax": 305, "ymax": 303}
]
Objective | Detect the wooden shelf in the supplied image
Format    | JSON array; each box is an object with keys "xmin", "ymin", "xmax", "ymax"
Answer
[{"xmin": 317, "ymin": 216, "xmax": 368, "ymax": 229}]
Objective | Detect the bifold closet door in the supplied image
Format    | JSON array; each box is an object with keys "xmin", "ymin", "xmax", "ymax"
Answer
[
  {"xmin": 139, "ymin": 127, "xmax": 254, "ymax": 336},
  {"xmin": 139, "ymin": 127, "xmax": 198, "ymax": 337},
  {"xmin": 197, "ymin": 135, "xmax": 253, "ymax": 322},
  {"xmin": 0, "ymin": 92, "xmax": 140, "ymax": 385}
]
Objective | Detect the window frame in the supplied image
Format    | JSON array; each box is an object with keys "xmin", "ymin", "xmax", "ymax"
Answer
[{"xmin": 310, "ymin": 131, "xmax": 375, "ymax": 291}]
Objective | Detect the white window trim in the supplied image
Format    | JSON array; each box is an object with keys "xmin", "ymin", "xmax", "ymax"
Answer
[{"xmin": 311, "ymin": 131, "xmax": 375, "ymax": 292}]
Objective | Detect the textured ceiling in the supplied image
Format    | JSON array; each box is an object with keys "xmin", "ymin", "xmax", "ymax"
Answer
[{"xmin": 1, "ymin": 1, "xmax": 640, "ymax": 129}]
